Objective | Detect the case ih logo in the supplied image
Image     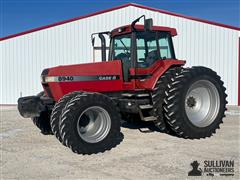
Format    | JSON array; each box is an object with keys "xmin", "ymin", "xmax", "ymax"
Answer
[
  {"xmin": 98, "ymin": 75, "xmax": 118, "ymax": 80},
  {"xmin": 188, "ymin": 160, "xmax": 234, "ymax": 177}
]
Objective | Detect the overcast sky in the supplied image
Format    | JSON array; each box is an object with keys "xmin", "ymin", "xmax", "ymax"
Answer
[{"xmin": 0, "ymin": 0, "xmax": 239, "ymax": 37}]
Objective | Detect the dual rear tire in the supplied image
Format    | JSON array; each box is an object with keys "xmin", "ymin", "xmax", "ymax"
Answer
[{"xmin": 162, "ymin": 66, "xmax": 227, "ymax": 138}]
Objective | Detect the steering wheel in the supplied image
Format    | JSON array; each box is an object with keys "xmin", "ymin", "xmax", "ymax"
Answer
[{"xmin": 115, "ymin": 53, "xmax": 130, "ymax": 61}]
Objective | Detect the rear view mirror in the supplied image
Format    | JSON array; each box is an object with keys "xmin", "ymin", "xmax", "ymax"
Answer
[{"xmin": 144, "ymin": 18, "xmax": 153, "ymax": 31}]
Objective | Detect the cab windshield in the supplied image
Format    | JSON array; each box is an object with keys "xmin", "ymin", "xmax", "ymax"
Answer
[{"xmin": 110, "ymin": 34, "xmax": 131, "ymax": 62}]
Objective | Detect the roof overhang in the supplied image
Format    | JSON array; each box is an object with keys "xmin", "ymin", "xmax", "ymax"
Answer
[{"xmin": 111, "ymin": 25, "xmax": 177, "ymax": 37}]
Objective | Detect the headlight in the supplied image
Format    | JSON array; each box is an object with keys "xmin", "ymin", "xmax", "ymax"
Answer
[{"xmin": 41, "ymin": 76, "xmax": 56, "ymax": 83}]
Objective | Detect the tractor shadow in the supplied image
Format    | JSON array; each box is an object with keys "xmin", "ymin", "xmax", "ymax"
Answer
[
  {"xmin": 121, "ymin": 119, "xmax": 160, "ymax": 133},
  {"xmin": 120, "ymin": 116, "xmax": 178, "ymax": 137}
]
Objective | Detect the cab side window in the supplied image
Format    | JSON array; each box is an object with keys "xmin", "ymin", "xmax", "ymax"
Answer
[
  {"xmin": 136, "ymin": 32, "xmax": 159, "ymax": 67},
  {"xmin": 111, "ymin": 34, "xmax": 132, "ymax": 82},
  {"xmin": 113, "ymin": 35, "xmax": 131, "ymax": 62},
  {"xmin": 158, "ymin": 33, "xmax": 174, "ymax": 59}
]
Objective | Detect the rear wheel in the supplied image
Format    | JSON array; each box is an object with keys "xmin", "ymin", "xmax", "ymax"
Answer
[
  {"xmin": 163, "ymin": 66, "xmax": 227, "ymax": 138},
  {"xmin": 59, "ymin": 92, "xmax": 122, "ymax": 154},
  {"xmin": 150, "ymin": 67, "xmax": 182, "ymax": 132}
]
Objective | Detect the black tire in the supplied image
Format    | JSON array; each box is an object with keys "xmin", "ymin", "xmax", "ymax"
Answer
[
  {"xmin": 59, "ymin": 92, "xmax": 122, "ymax": 154},
  {"xmin": 150, "ymin": 67, "xmax": 182, "ymax": 132},
  {"xmin": 31, "ymin": 91, "xmax": 52, "ymax": 135},
  {"xmin": 37, "ymin": 91, "xmax": 45, "ymax": 97},
  {"xmin": 50, "ymin": 91, "xmax": 82, "ymax": 144},
  {"xmin": 163, "ymin": 66, "xmax": 227, "ymax": 139},
  {"xmin": 32, "ymin": 111, "xmax": 52, "ymax": 135}
]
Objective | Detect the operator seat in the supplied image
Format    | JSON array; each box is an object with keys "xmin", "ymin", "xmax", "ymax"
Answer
[{"xmin": 146, "ymin": 50, "xmax": 158, "ymax": 66}]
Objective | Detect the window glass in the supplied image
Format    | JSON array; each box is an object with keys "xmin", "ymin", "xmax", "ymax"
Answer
[
  {"xmin": 136, "ymin": 32, "xmax": 159, "ymax": 67},
  {"xmin": 110, "ymin": 34, "xmax": 132, "ymax": 82},
  {"xmin": 136, "ymin": 38, "xmax": 145, "ymax": 62},
  {"xmin": 112, "ymin": 35, "xmax": 131, "ymax": 62},
  {"xmin": 158, "ymin": 33, "xmax": 174, "ymax": 59}
]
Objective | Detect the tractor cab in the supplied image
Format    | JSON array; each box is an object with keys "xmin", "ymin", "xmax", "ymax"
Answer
[{"xmin": 92, "ymin": 16, "xmax": 179, "ymax": 83}]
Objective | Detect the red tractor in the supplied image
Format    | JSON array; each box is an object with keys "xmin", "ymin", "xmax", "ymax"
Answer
[{"xmin": 18, "ymin": 16, "xmax": 227, "ymax": 154}]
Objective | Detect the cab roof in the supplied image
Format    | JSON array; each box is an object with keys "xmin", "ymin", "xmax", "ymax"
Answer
[{"xmin": 111, "ymin": 24, "xmax": 177, "ymax": 37}]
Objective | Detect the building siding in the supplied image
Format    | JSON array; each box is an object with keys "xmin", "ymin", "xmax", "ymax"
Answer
[{"xmin": 0, "ymin": 5, "xmax": 239, "ymax": 104}]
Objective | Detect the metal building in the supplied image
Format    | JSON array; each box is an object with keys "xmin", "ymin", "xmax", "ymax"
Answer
[{"xmin": 0, "ymin": 3, "xmax": 239, "ymax": 105}]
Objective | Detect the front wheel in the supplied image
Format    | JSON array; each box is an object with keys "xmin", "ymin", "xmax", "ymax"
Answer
[
  {"xmin": 59, "ymin": 92, "xmax": 122, "ymax": 154},
  {"xmin": 50, "ymin": 91, "xmax": 82, "ymax": 144},
  {"xmin": 32, "ymin": 111, "xmax": 52, "ymax": 135},
  {"xmin": 31, "ymin": 91, "xmax": 52, "ymax": 135},
  {"xmin": 163, "ymin": 66, "xmax": 227, "ymax": 139}
]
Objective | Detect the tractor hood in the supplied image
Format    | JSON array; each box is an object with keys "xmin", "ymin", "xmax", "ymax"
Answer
[
  {"xmin": 41, "ymin": 60, "xmax": 124, "ymax": 101},
  {"xmin": 44, "ymin": 60, "xmax": 122, "ymax": 78}
]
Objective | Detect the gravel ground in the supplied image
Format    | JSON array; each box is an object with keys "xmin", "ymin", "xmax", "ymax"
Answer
[{"xmin": 0, "ymin": 106, "xmax": 239, "ymax": 180}]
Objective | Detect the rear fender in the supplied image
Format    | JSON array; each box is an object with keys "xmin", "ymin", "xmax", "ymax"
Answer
[{"xmin": 133, "ymin": 59, "xmax": 185, "ymax": 90}]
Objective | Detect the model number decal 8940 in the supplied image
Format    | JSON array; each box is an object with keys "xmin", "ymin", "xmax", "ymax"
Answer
[{"xmin": 58, "ymin": 76, "xmax": 74, "ymax": 82}]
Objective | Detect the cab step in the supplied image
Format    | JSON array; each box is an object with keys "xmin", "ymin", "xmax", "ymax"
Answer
[
  {"xmin": 139, "ymin": 104, "xmax": 153, "ymax": 109},
  {"xmin": 142, "ymin": 116, "xmax": 157, "ymax": 121},
  {"xmin": 136, "ymin": 93, "xmax": 150, "ymax": 97},
  {"xmin": 121, "ymin": 93, "xmax": 134, "ymax": 97},
  {"xmin": 121, "ymin": 93, "xmax": 150, "ymax": 98}
]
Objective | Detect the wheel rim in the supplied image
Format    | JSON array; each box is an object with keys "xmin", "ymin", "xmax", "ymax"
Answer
[
  {"xmin": 185, "ymin": 80, "xmax": 220, "ymax": 127},
  {"xmin": 77, "ymin": 106, "xmax": 111, "ymax": 143}
]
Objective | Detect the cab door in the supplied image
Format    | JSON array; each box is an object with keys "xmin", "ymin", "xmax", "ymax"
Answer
[{"xmin": 109, "ymin": 33, "xmax": 133, "ymax": 82}]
